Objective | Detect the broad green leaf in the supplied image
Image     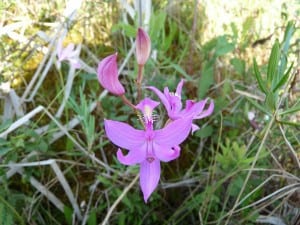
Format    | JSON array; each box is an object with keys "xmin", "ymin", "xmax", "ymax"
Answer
[
  {"xmin": 0, "ymin": 147, "xmax": 13, "ymax": 156},
  {"xmin": 230, "ymin": 58, "xmax": 245, "ymax": 75},
  {"xmin": 253, "ymin": 58, "xmax": 268, "ymax": 94},
  {"xmin": 267, "ymin": 40, "xmax": 280, "ymax": 87},
  {"xmin": 202, "ymin": 38, "xmax": 218, "ymax": 53},
  {"xmin": 215, "ymin": 36, "xmax": 235, "ymax": 56},
  {"xmin": 0, "ymin": 120, "xmax": 12, "ymax": 133},
  {"xmin": 195, "ymin": 125, "xmax": 213, "ymax": 138}
]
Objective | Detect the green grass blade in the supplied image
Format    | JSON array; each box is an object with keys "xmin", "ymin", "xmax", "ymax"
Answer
[
  {"xmin": 253, "ymin": 58, "xmax": 267, "ymax": 94},
  {"xmin": 246, "ymin": 97, "xmax": 270, "ymax": 115},
  {"xmin": 272, "ymin": 62, "xmax": 293, "ymax": 93},
  {"xmin": 279, "ymin": 99, "xmax": 300, "ymax": 116},
  {"xmin": 267, "ymin": 40, "xmax": 280, "ymax": 88}
]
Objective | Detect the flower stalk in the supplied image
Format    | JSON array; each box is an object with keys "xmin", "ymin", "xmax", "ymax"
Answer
[{"xmin": 137, "ymin": 64, "xmax": 144, "ymax": 101}]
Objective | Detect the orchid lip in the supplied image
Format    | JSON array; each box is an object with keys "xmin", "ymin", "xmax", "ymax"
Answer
[{"xmin": 147, "ymin": 157, "xmax": 155, "ymax": 163}]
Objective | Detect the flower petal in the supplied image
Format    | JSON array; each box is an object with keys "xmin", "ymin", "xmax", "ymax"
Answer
[
  {"xmin": 136, "ymin": 98, "xmax": 160, "ymax": 121},
  {"xmin": 116, "ymin": 147, "xmax": 146, "ymax": 165},
  {"xmin": 154, "ymin": 117, "xmax": 192, "ymax": 147},
  {"xmin": 135, "ymin": 27, "xmax": 151, "ymax": 65},
  {"xmin": 175, "ymin": 79, "xmax": 184, "ymax": 97},
  {"xmin": 180, "ymin": 99, "xmax": 206, "ymax": 118},
  {"xmin": 191, "ymin": 123, "xmax": 200, "ymax": 134},
  {"xmin": 167, "ymin": 95, "xmax": 182, "ymax": 119},
  {"xmin": 140, "ymin": 159, "xmax": 160, "ymax": 203},
  {"xmin": 194, "ymin": 100, "xmax": 214, "ymax": 119},
  {"xmin": 147, "ymin": 86, "xmax": 170, "ymax": 112},
  {"xmin": 59, "ymin": 43, "xmax": 75, "ymax": 61},
  {"xmin": 68, "ymin": 58, "xmax": 81, "ymax": 69},
  {"xmin": 97, "ymin": 53, "xmax": 125, "ymax": 96},
  {"xmin": 104, "ymin": 119, "xmax": 145, "ymax": 150},
  {"xmin": 153, "ymin": 144, "xmax": 180, "ymax": 162}
]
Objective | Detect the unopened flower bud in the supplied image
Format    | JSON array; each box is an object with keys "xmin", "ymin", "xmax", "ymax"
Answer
[
  {"xmin": 135, "ymin": 28, "xmax": 151, "ymax": 65},
  {"xmin": 97, "ymin": 53, "xmax": 125, "ymax": 96}
]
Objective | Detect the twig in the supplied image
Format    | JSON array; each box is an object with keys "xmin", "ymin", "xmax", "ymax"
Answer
[
  {"xmin": 101, "ymin": 174, "xmax": 139, "ymax": 225},
  {"xmin": 279, "ymin": 124, "xmax": 300, "ymax": 168}
]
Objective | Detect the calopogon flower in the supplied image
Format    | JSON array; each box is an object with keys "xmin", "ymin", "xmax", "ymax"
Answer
[
  {"xmin": 147, "ymin": 79, "xmax": 214, "ymax": 133},
  {"xmin": 57, "ymin": 41, "xmax": 81, "ymax": 69},
  {"xmin": 104, "ymin": 98, "xmax": 192, "ymax": 202},
  {"xmin": 135, "ymin": 27, "xmax": 151, "ymax": 65},
  {"xmin": 97, "ymin": 53, "xmax": 125, "ymax": 96}
]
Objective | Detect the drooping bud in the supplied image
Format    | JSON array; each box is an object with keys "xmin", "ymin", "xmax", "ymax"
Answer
[
  {"xmin": 97, "ymin": 53, "xmax": 125, "ymax": 96},
  {"xmin": 135, "ymin": 28, "xmax": 151, "ymax": 65}
]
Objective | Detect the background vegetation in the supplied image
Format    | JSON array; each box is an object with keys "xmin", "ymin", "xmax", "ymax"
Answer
[{"xmin": 0, "ymin": 0, "xmax": 299, "ymax": 224}]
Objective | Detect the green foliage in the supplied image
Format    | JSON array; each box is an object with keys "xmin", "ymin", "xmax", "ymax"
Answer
[
  {"xmin": 216, "ymin": 139, "xmax": 254, "ymax": 172},
  {"xmin": 198, "ymin": 35, "xmax": 236, "ymax": 98},
  {"xmin": 230, "ymin": 58, "xmax": 245, "ymax": 75},
  {"xmin": 0, "ymin": 202, "xmax": 14, "ymax": 225},
  {"xmin": 68, "ymin": 88, "xmax": 96, "ymax": 150},
  {"xmin": 252, "ymin": 21, "xmax": 295, "ymax": 112},
  {"xmin": 63, "ymin": 206, "xmax": 73, "ymax": 225}
]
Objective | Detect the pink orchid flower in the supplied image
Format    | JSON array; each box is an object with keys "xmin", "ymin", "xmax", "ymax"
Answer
[
  {"xmin": 97, "ymin": 53, "xmax": 125, "ymax": 96},
  {"xmin": 147, "ymin": 79, "xmax": 214, "ymax": 133},
  {"xmin": 104, "ymin": 98, "xmax": 192, "ymax": 202},
  {"xmin": 57, "ymin": 42, "xmax": 81, "ymax": 69}
]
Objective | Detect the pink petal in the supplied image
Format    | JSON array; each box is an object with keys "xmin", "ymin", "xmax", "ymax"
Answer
[
  {"xmin": 135, "ymin": 98, "xmax": 160, "ymax": 115},
  {"xmin": 68, "ymin": 58, "xmax": 81, "ymax": 69},
  {"xmin": 195, "ymin": 100, "xmax": 214, "ymax": 119},
  {"xmin": 97, "ymin": 53, "xmax": 125, "ymax": 96},
  {"xmin": 147, "ymin": 86, "xmax": 170, "ymax": 112},
  {"xmin": 191, "ymin": 123, "xmax": 200, "ymax": 134},
  {"xmin": 153, "ymin": 144, "xmax": 180, "ymax": 162},
  {"xmin": 163, "ymin": 86, "xmax": 182, "ymax": 118},
  {"xmin": 154, "ymin": 118, "xmax": 192, "ymax": 147},
  {"xmin": 116, "ymin": 147, "xmax": 146, "ymax": 165},
  {"xmin": 179, "ymin": 99, "xmax": 209, "ymax": 119},
  {"xmin": 167, "ymin": 95, "xmax": 182, "ymax": 119},
  {"xmin": 140, "ymin": 159, "xmax": 160, "ymax": 203},
  {"xmin": 175, "ymin": 79, "xmax": 184, "ymax": 97},
  {"xmin": 135, "ymin": 27, "xmax": 151, "ymax": 65},
  {"xmin": 186, "ymin": 99, "xmax": 206, "ymax": 114},
  {"xmin": 59, "ymin": 43, "xmax": 75, "ymax": 61},
  {"xmin": 104, "ymin": 119, "xmax": 145, "ymax": 150}
]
